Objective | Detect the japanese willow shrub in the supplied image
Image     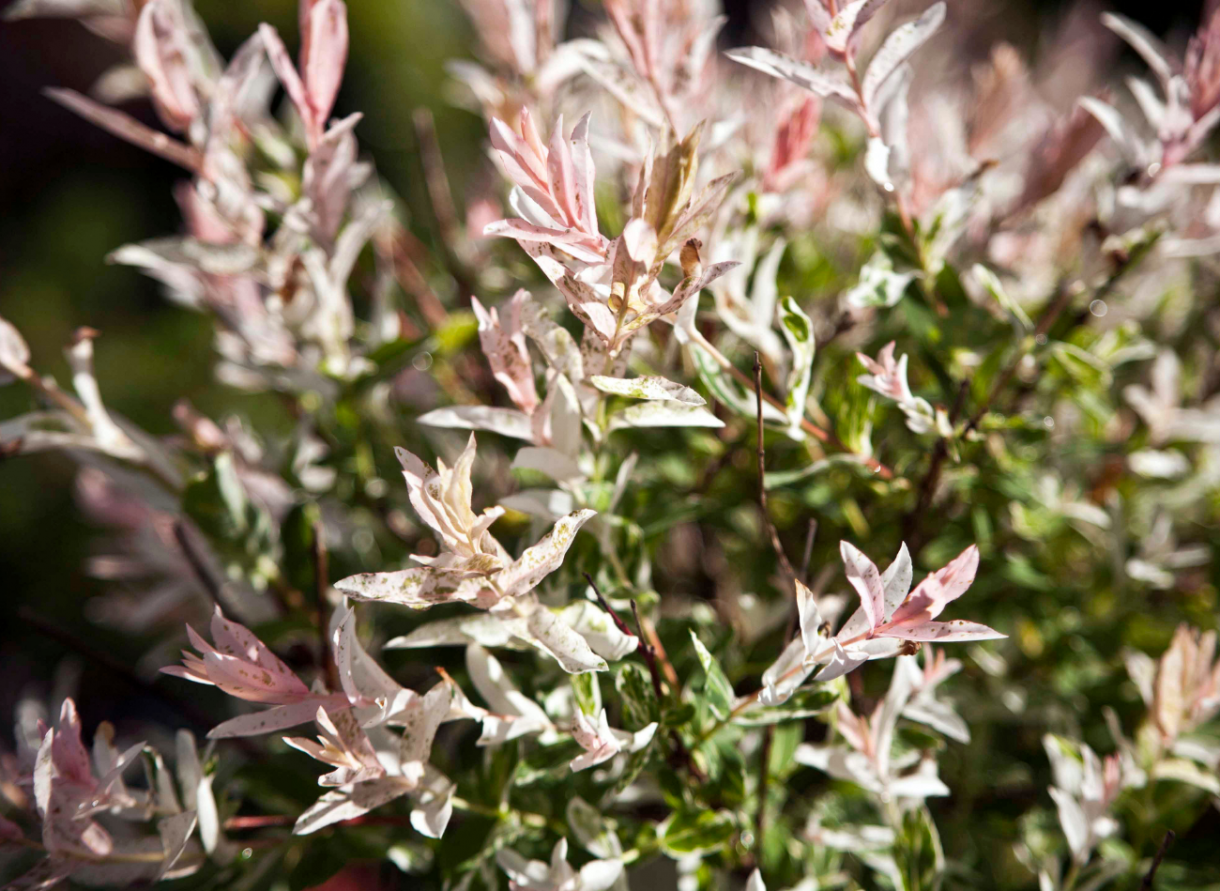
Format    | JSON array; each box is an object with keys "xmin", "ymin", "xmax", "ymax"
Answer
[{"xmin": 2, "ymin": 0, "xmax": 1220, "ymax": 889}]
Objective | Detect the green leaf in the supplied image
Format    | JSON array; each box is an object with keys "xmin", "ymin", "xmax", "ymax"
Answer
[
  {"xmin": 612, "ymin": 736, "xmax": 657, "ymax": 797},
  {"xmin": 662, "ymin": 702, "xmax": 696, "ymax": 728},
  {"xmin": 734, "ymin": 687, "xmax": 840, "ymax": 727},
  {"xmin": 690, "ymin": 342, "xmax": 788, "ymax": 425},
  {"xmin": 704, "ymin": 739, "xmax": 747, "ymax": 808},
  {"xmin": 661, "ymin": 809, "xmax": 736, "ymax": 855},
  {"xmin": 281, "ymin": 502, "xmax": 322, "ymax": 595},
  {"xmin": 768, "ymin": 723, "xmax": 804, "ymax": 778},
  {"xmin": 434, "ymin": 310, "xmax": 478, "ymax": 355},
  {"xmin": 779, "ymin": 296, "xmax": 815, "ymax": 436},
  {"xmin": 617, "ymin": 663, "xmax": 659, "ymax": 731},
  {"xmin": 893, "ymin": 806, "xmax": 945, "ymax": 891},
  {"xmin": 571, "ymin": 672, "xmax": 601, "ymax": 716},
  {"xmin": 689, "ymin": 631, "xmax": 735, "ymax": 720}
]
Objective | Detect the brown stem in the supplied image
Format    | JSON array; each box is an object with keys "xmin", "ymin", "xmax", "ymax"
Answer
[
  {"xmin": 583, "ymin": 574, "xmax": 704, "ymax": 781},
  {"xmin": 374, "ymin": 223, "xmax": 449, "ymax": 330},
  {"xmin": 753, "ymin": 352, "xmax": 799, "ymax": 588},
  {"xmin": 313, "ymin": 520, "xmax": 338, "ymax": 690},
  {"xmin": 799, "ymin": 518, "xmax": 819, "ymax": 586},
  {"xmin": 1140, "ymin": 831, "xmax": 1174, "ymax": 890},
  {"xmin": 755, "ymin": 724, "xmax": 772, "ymax": 862},
  {"xmin": 16, "ymin": 606, "xmax": 242, "ymax": 749},
  {"xmin": 903, "ymin": 380, "xmax": 970, "ymax": 548},
  {"xmin": 620, "ymin": 600, "xmax": 657, "ymax": 689},
  {"xmin": 172, "ymin": 520, "xmax": 226, "ymax": 610},
  {"xmin": 412, "ymin": 108, "xmax": 476, "ymax": 298},
  {"xmin": 413, "ymin": 108, "xmax": 461, "ymax": 251},
  {"xmin": 965, "ymin": 282, "xmax": 1076, "ymax": 436}
]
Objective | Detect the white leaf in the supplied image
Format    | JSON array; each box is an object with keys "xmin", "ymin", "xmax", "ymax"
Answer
[
  {"xmin": 796, "ymin": 580, "xmax": 823, "ymax": 659},
  {"xmin": 496, "ymin": 509, "xmax": 597, "ymax": 599},
  {"xmin": 385, "ymin": 614, "xmax": 523, "ymax": 650},
  {"xmin": 1078, "ymin": 96, "xmax": 1147, "ymax": 165},
  {"xmin": 295, "ymin": 778, "xmax": 414, "ymax": 835},
  {"xmin": 824, "ymin": 0, "xmax": 893, "ymax": 54},
  {"xmin": 903, "ymin": 698, "xmax": 970, "ymax": 743},
  {"xmin": 1101, "ymin": 13, "xmax": 1176, "ymax": 90},
  {"xmin": 155, "ymin": 811, "xmax": 197, "ymax": 880},
  {"xmin": 500, "ymin": 488, "xmax": 576, "ymax": 522},
  {"xmin": 409, "ymin": 767, "xmax": 455, "ymax": 838},
  {"xmin": 512, "ymin": 446, "xmax": 584, "ymax": 484},
  {"xmin": 861, "ymin": 2, "xmax": 945, "ymax": 109},
  {"xmin": 417, "ymin": 406, "xmax": 534, "ymax": 441},
  {"xmin": 725, "ymin": 46, "xmax": 858, "ymax": 106},
  {"xmin": 607, "ymin": 401, "xmax": 724, "ymax": 431},
  {"xmin": 590, "ymin": 374, "xmax": 706, "ymax": 405},
  {"xmin": 520, "ymin": 603, "xmax": 608, "ymax": 674},
  {"xmin": 465, "ymin": 643, "xmax": 551, "ymax": 734},
  {"xmin": 0, "ymin": 314, "xmax": 31, "ymax": 385},
  {"xmin": 840, "ymin": 541, "xmax": 884, "ymax": 631},
  {"xmin": 560, "ymin": 600, "xmax": 639, "ymax": 661},
  {"xmin": 580, "ymin": 859, "xmax": 625, "ymax": 891},
  {"xmin": 1048, "ymin": 786, "xmax": 1089, "ymax": 860},
  {"xmin": 845, "ymin": 252, "xmax": 915, "ymax": 308},
  {"xmin": 864, "ymin": 136, "xmax": 892, "ymax": 188},
  {"xmin": 815, "ymin": 639, "xmax": 871, "ymax": 681}
]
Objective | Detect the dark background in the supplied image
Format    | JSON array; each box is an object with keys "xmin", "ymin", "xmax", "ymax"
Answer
[{"xmin": 0, "ymin": 0, "xmax": 1206, "ymax": 744}]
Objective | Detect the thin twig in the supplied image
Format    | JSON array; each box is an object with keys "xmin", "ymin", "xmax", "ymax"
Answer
[
  {"xmin": 753, "ymin": 352, "xmax": 799, "ymax": 588},
  {"xmin": 172, "ymin": 520, "xmax": 226, "ymax": 609},
  {"xmin": 903, "ymin": 379, "xmax": 971, "ymax": 548},
  {"xmin": 1140, "ymin": 831, "xmax": 1174, "ymax": 890},
  {"xmin": 373, "ymin": 223, "xmax": 449, "ymax": 329},
  {"xmin": 584, "ymin": 573, "xmax": 639, "ymax": 640},
  {"xmin": 583, "ymin": 572, "xmax": 665, "ymax": 701},
  {"xmin": 18, "ymin": 607, "xmax": 214, "ymax": 735},
  {"xmin": 412, "ymin": 107, "xmax": 476, "ymax": 298},
  {"xmin": 800, "ymin": 519, "xmax": 819, "ymax": 586},
  {"xmin": 755, "ymin": 725, "xmax": 772, "ymax": 861},
  {"xmin": 629, "ymin": 600, "xmax": 666, "ymax": 704},
  {"xmin": 413, "ymin": 108, "xmax": 461, "ymax": 250},
  {"xmin": 313, "ymin": 520, "xmax": 338, "ymax": 690},
  {"xmin": 584, "ymin": 573, "xmax": 704, "ymax": 781},
  {"xmin": 687, "ymin": 328, "xmax": 892, "ymax": 477},
  {"xmin": 964, "ymin": 282, "xmax": 1076, "ymax": 437}
]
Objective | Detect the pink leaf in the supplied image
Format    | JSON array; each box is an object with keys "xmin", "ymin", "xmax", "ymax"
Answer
[
  {"xmin": 301, "ymin": 0, "xmax": 347, "ymax": 131},
  {"xmin": 887, "ymin": 545, "xmax": 979, "ymax": 627},
  {"xmin": 841, "ymin": 541, "xmax": 885, "ymax": 632},
  {"xmin": 133, "ymin": 0, "xmax": 200, "ymax": 132},
  {"xmin": 881, "ymin": 620, "xmax": 1005, "ymax": 643},
  {"xmin": 472, "ymin": 293, "xmax": 539, "ymax": 414},
  {"xmin": 569, "ymin": 113, "xmax": 597, "ymax": 236},
  {"xmin": 45, "ymin": 88, "xmax": 201, "ymax": 171},
  {"xmin": 260, "ymin": 23, "xmax": 318, "ymax": 146}
]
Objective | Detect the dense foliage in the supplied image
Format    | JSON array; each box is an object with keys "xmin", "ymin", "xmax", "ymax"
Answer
[{"xmin": 2, "ymin": 0, "xmax": 1220, "ymax": 889}]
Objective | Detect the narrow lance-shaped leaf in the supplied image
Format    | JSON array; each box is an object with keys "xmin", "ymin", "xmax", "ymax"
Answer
[
  {"xmin": 590, "ymin": 374, "xmax": 706, "ymax": 405},
  {"xmin": 690, "ymin": 631, "xmax": 734, "ymax": 720},
  {"xmin": 44, "ymin": 88, "xmax": 201, "ymax": 171},
  {"xmin": 689, "ymin": 342, "xmax": 789, "ymax": 425},
  {"xmin": 0, "ymin": 314, "xmax": 31, "ymax": 385},
  {"xmin": 861, "ymin": 2, "xmax": 946, "ymax": 109},
  {"xmin": 607, "ymin": 401, "xmax": 725, "ymax": 431},
  {"xmin": 779, "ymin": 297, "xmax": 815, "ymax": 435},
  {"xmin": 724, "ymin": 47, "xmax": 859, "ymax": 107},
  {"xmin": 825, "ymin": 0, "xmax": 893, "ymax": 56}
]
